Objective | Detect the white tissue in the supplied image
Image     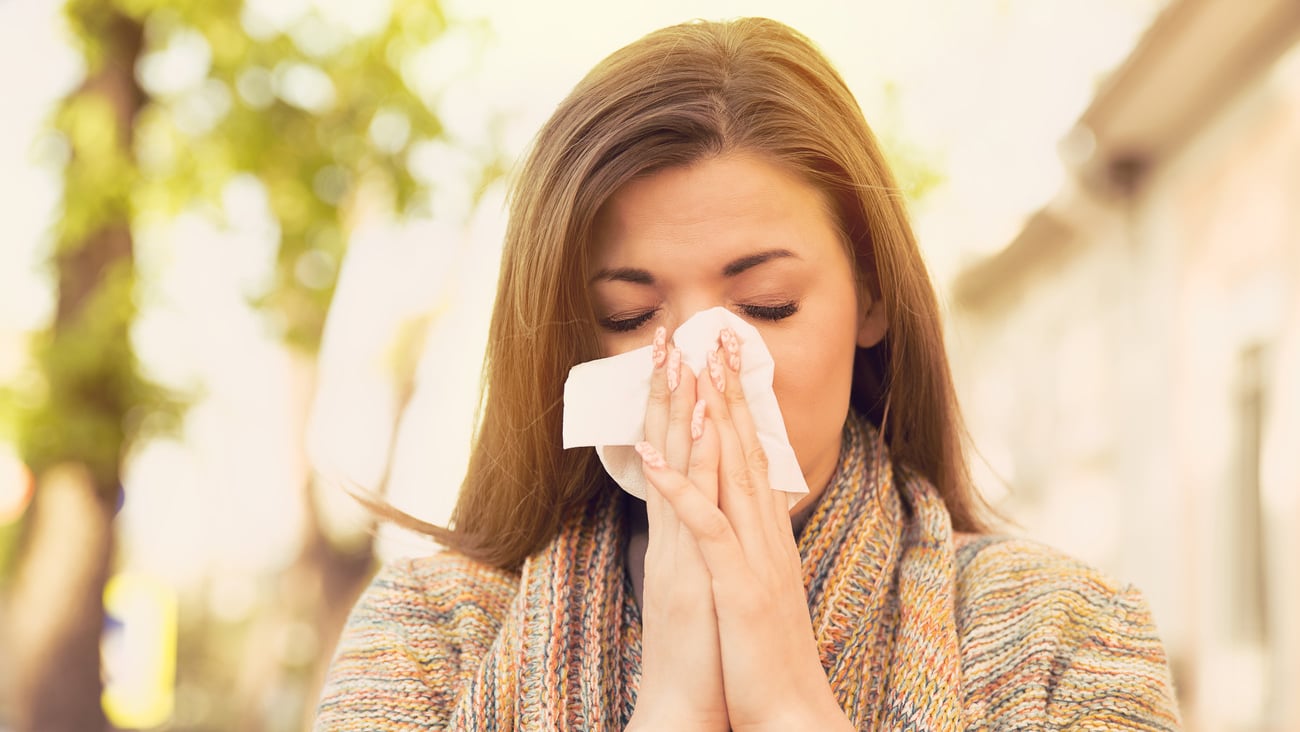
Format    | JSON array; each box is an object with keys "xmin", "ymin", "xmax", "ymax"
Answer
[{"xmin": 562, "ymin": 307, "xmax": 809, "ymax": 505}]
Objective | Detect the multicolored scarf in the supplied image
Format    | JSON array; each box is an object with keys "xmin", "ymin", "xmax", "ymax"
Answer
[{"xmin": 448, "ymin": 412, "xmax": 964, "ymax": 729}]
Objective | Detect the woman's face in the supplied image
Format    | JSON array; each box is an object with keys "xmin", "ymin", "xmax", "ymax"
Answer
[{"xmin": 590, "ymin": 152, "xmax": 887, "ymax": 509}]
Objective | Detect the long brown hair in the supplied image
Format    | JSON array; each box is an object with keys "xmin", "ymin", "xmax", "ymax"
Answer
[{"xmin": 409, "ymin": 17, "xmax": 986, "ymax": 569}]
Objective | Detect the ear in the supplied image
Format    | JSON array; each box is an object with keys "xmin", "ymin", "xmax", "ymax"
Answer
[{"xmin": 856, "ymin": 289, "xmax": 889, "ymax": 348}]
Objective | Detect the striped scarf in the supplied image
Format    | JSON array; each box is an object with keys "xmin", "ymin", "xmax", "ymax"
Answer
[{"xmin": 448, "ymin": 411, "xmax": 964, "ymax": 729}]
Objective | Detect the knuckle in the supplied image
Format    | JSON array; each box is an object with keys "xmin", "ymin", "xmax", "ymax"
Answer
[
  {"xmin": 670, "ymin": 376, "xmax": 694, "ymax": 404},
  {"xmin": 688, "ymin": 446, "xmax": 710, "ymax": 472},
  {"xmin": 699, "ymin": 511, "xmax": 731, "ymax": 543},
  {"xmin": 725, "ymin": 465, "xmax": 753, "ymax": 494},
  {"xmin": 647, "ymin": 378, "xmax": 670, "ymax": 403},
  {"xmin": 653, "ymin": 474, "xmax": 681, "ymax": 498},
  {"xmin": 746, "ymin": 444, "xmax": 769, "ymax": 472},
  {"xmin": 667, "ymin": 404, "xmax": 691, "ymax": 432},
  {"xmin": 710, "ymin": 403, "xmax": 733, "ymax": 426}
]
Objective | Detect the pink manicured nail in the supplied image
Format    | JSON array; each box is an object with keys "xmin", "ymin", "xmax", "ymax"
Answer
[
  {"xmin": 667, "ymin": 347, "xmax": 681, "ymax": 392},
  {"xmin": 706, "ymin": 350, "xmax": 725, "ymax": 392},
  {"xmin": 721, "ymin": 328, "xmax": 741, "ymax": 371},
  {"xmin": 635, "ymin": 441, "xmax": 667, "ymax": 469},
  {"xmin": 651, "ymin": 326, "xmax": 667, "ymax": 367},
  {"xmin": 690, "ymin": 400, "xmax": 706, "ymax": 440}
]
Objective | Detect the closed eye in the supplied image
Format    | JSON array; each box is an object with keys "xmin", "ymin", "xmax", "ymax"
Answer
[
  {"xmin": 597, "ymin": 301, "xmax": 798, "ymax": 333},
  {"xmin": 598, "ymin": 308, "xmax": 658, "ymax": 333},
  {"xmin": 740, "ymin": 302, "xmax": 798, "ymax": 321}
]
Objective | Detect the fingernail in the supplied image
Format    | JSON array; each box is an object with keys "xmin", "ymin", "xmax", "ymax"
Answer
[
  {"xmin": 651, "ymin": 326, "xmax": 667, "ymax": 367},
  {"xmin": 706, "ymin": 350, "xmax": 725, "ymax": 393},
  {"xmin": 690, "ymin": 400, "xmax": 706, "ymax": 440},
  {"xmin": 667, "ymin": 347, "xmax": 681, "ymax": 392},
  {"xmin": 721, "ymin": 328, "xmax": 741, "ymax": 371},
  {"xmin": 635, "ymin": 441, "xmax": 667, "ymax": 469}
]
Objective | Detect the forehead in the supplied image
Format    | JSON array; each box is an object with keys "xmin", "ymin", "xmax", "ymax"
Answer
[{"xmin": 591, "ymin": 153, "xmax": 846, "ymax": 270}]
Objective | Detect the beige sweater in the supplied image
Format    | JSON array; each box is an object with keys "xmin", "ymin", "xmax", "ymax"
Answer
[{"xmin": 316, "ymin": 535, "xmax": 1182, "ymax": 729}]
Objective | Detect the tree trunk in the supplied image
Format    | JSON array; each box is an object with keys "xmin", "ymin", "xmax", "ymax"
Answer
[
  {"xmin": 296, "ymin": 315, "xmax": 430, "ymax": 725},
  {"xmin": 8, "ymin": 467, "xmax": 116, "ymax": 732},
  {"xmin": 7, "ymin": 7, "xmax": 145, "ymax": 731},
  {"xmin": 230, "ymin": 353, "xmax": 379, "ymax": 731},
  {"xmin": 230, "ymin": 326, "xmax": 426, "ymax": 729}
]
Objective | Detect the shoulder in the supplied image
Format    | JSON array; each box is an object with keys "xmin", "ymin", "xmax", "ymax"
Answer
[
  {"xmin": 952, "ymin": 533, "xmax": 1182, "ymax": 730},
  {"xmin": 313, "ymin": 552, "xmax": 520, "ymax": 729},
  {"xmin": 953, "ymin": 532, "xmax": 1129, "ymax": 609},
  {"xmin": 369, "ymin": 551, "xmax": 521, "ymax": 617},
  {"xmin": 952, "ymin": 532, "xmax": 1153, "ymax": 651},
  {"xmin": 343, "ymin": 551, "xmax": 520, "ymax": 657}
]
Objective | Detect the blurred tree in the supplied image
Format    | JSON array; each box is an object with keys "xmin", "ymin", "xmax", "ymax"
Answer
[
  {"xmin": 8, "ymin": 5, "xmax": 152, "ymax": 730},
  {"xmin": 7, "ymin": 0, "xmax": 499, "ymax": 729}
]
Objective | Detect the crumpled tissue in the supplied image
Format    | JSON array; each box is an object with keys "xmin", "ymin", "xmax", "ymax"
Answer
[{"xmin": 562, "ymin": 307, "xmax": 808, "ymax": 505}]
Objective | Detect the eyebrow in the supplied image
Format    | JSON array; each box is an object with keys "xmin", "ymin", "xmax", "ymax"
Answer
[{"xmin": 589, "ymin": 248, "xmax": 798, "ymax": 285}]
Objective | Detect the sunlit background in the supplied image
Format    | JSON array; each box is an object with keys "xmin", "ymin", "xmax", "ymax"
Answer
[{"xmin": 1, "ymin": 0, "xmax": 1298, "ymax": 729}]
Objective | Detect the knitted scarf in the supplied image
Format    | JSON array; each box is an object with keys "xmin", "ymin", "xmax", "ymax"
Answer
[{"xmin": 449, "ymin": 412, "xmax": 964, "ymax": 729}]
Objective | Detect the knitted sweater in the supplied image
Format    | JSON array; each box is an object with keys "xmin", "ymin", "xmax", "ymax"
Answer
[
  {"xmin": 316, "ymin": 537, "xmax": 1180, "ymax": 730},
  {"xmin": 316, "ymin": 416, "xmax": 1180, "ymax": 729}
]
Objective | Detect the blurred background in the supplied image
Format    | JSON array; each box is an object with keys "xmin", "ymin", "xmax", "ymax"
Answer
[{"xmin": 1, "ymin": 0, "xmax": 1297, "ymax": 729}]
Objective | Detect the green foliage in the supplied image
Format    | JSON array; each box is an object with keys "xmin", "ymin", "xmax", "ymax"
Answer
[
  {"xmin": 873, "ymin": 83, "xmax": 946, "ymax": 205},
  {"xmin": 63, "ymin": 0, "xmax": 138, "ymax": 69},
  {"xmin": 13, "ymin": 2, "xmax": 173, "ymax": 497},
  {"xmin": 21, "ymin": 0, "xmax": 480, "ymax": 472},
  {"xmin": 12, "ymin": 0, "xmax": 486, "ymax": 522},
  {"xmin": 127, "ymin": 0, "xmax": 477, "ymax": 349},
  {"xmin": 883, "ymin": 136, "xmax": 946, "ymax": 204},
  {"xmin": 51, "ymin": 95, "xmax": 139, "ymax": 248},
  {"xmin": 17, "ymin": 262, "xmax": 182, "ymax": 492}
]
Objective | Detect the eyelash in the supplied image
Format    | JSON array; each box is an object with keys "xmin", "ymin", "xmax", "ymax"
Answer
[{"xmin": 598, "ymin": 302, "xmax": 800, "ymax": 333}]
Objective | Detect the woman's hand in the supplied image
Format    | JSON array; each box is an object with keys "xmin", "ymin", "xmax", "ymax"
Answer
[
  {"xmin": 626, "ymin": 327, "xmax": 730, "ymax": 732},
  {"xmin": 635, "ymin": 327, "xmax": 853, "ymax": 731}
]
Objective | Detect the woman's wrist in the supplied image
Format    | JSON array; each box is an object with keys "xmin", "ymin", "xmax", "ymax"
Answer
[
  {"xmin": 625, "ymin": 711, "xmax": 728, "ymax": 732},
  {"xmin": 728, "ymin": 689, "xmax": 854, "ymax": 732},
  {"xmin": 734, "ymin": 709, "xmax": 854, "ymax": 732}
]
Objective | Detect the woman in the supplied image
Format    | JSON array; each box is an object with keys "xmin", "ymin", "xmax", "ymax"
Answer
[{"xmin": 315, "ymin": 17, "xmax": 1181, "ymax": 730}]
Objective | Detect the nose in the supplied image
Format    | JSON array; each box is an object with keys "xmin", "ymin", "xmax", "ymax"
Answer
[{"xmin": 664, "ymin": 299, "xmax": 724, "ymax": 342}]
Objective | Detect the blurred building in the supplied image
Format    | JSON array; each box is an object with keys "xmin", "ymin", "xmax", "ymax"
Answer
[{"xmin": 948, "ymin": 0, "xmax": 1300, "ymax": 730}]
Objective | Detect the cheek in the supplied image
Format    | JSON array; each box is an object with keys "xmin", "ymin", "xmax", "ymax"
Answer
[
  {"xmin": 768, "ymin": 325, "xmax": 858, "ymax": 436},
  {"xmin": 596, "ymin": 331, "xmax": 643, "ymax": 358},
  {"xmin": 596, "ymin": 334, "xmax": 618, "ymax": 358}
]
